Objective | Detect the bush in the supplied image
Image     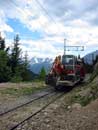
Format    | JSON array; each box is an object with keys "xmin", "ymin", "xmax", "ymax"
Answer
[
  {"xmin": 11, "ymin": 75, "xmax": 22, "ymax": 83},
  {"xmin": 71, "ymin": 93, "xmax": 92, "ymax": 106},
  {"xmin": 90, "ymin": 68, "xmax": 98, "ymax": 82},
  {"xmin": 90, "ymin": 72, "xmax": 97, "ymax": 81},
  {"xmin": 39, "ymin": 67, "xmax": 46, "ymax": 80},
  {"xmin": 90, "ymin": 85, "xmax": 98, "ymax": 99}
]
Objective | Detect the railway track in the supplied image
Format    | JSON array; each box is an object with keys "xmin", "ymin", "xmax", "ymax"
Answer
[
  {"xmin": 0, "ymin": 90, "xmax": 65, "ymax": 130},
  {"xmin": 0, "ymin": 89, "xmax": 54, "ymax": 117}
]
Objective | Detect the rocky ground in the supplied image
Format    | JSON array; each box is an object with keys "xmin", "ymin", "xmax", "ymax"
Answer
[
  {"xmin": 16, "ymin": 85, "xmax": 98, "ymax": 130},
  {"xmin": 23, "ymin": 98, "xmax": 98, "ymax": 130},
  {"xmin": 0, "ymin": 77, "xmax": 98, "ymax": 130}
]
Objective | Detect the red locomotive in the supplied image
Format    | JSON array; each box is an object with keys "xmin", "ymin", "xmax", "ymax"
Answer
[{"xmin": 45, "ymin": 54, "xmax": 85, "ymax": 90}]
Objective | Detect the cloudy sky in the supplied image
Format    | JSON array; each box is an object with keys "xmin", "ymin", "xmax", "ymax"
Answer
[{"xmin": 0, "ymin": 0, "xmax": 98, "ymax": 59}]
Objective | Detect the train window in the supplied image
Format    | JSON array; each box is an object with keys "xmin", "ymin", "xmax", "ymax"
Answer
[{"xmin": 62, "ymin": 55, "xmax": 74, "ymax": 65}]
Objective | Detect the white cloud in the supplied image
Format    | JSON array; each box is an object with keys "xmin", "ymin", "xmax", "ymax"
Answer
[
  {"xmin": 0, "ymin": 9, "xmax": 13, "ymax": 33},
  {"xmin": 0, "ymin": 0, "xmax": 98, "ymax": 58},
  {"xmin": 19, "ymin": 39, "xmax": 59, "ymax": 59}
]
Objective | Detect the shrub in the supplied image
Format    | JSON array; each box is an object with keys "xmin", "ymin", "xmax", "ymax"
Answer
[{"xmin": 11, "ymin": 75, "xmax": 22, "ymax": 83}]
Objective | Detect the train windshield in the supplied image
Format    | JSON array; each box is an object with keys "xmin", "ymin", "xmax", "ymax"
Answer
[{"xmin": 62, "ymin": 55, "xmax": 74, "ymax": 65}]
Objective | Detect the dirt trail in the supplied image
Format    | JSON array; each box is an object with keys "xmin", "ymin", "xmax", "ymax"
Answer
[
  {"xmin": 17, "ymin": 96, "xmax": 98, "ymax": 130},
  {"xmin": 0, "ymin": 80, "xmax": 98, "ymax": 130}
]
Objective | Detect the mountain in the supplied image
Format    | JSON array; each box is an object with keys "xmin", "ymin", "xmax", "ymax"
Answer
[
  {"xmin": 29, "ymin": 50, "xmax": 98, "ymax": 74},
  {"xmin": 29, "ymin": 57, "xmax": 53, "ymax": 74},
  {"xmin": 83, "ymin": 50, "xmax": 98, "ymax": 64}
]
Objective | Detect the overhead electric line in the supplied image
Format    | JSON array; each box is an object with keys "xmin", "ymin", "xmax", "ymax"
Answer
[
  {"xmin": 11, "ymin": 0, "xmax": 61, "ymax": 35},
  {"xmin": 35, "ymin": 0, "xmax": 57, "ymax": 25},
  {"xmin": 10, "ymin": 1, "xmax": 41, "ymax": 36}
]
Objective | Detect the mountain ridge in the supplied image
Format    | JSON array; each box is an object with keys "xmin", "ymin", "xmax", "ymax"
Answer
[
  {"xmin": 83, "ymin": 50, "xmax": 98, "ymax": 64},
  {"xmin": 29, "ymin": 57, "xmax": 53, "ymax": 74},
  {"xmin": 29, "ymin": 50, "xmax": 98, "ymax": 74}
]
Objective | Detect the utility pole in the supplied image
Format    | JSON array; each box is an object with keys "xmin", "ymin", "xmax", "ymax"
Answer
[
  {"xmin": 0, "ymin": 32, "xmax": 2, "ymax": 40},
  {"xmin": 64, "ymin": 38, "xmax": 66, "ymax": 55},
  {"xmin": 0, "ymin": 32, "xmax": 1, "ymax": 38},
  {"xmin": 63, "ymin": 38, "xmax": 84, "ymax": 55},
  {"xmin": 63, "ymin": 39, "xmax": 84, "ymax": 72}
]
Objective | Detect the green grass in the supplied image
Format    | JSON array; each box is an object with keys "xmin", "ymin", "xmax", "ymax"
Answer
[
  {"xmin": 71, "ymin": 94, "xmax": 92, "ymax": 106},
  {"xmin": 0, "ymin": 86, "xmax": 46, "ymax": 96},
  {"xmin": 32, "ymin": 78, "xmax": 45, "ymax": 82},
  {"xmin": 69, "ymin": 83, "xmax": 98, "ymax": 106},
  {"xmin": 63, "ymin": 77, "xmax": 98, "ymax": 108}
]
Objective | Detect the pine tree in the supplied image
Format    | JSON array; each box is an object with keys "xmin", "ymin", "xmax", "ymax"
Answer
[
  {"xmin": 78, "ymin": 54, "xmax": 80, "ymax": 59},
  {"xmin": 39, "ymin": 67, "xmax": 46, "ymax": 80},
  {"xmin": 0, "ymin": 33, "xmax": 10, "ymax": 53},
  {"xmin": 24, "ymin": 51, "xmax": 29, "ymax": 69},
  {"xmin": 0, "ymin": 33, "xmax": 11, "ymax": 82},
  {"xmin": 21, "ymin": 51, "xmax": 31, "ymax": 81},
  {"xmin": 0, "ymin": 33, "xmax": 5, "ymax": 51},
  {"xmin": 0, "ymin": 50, "xmax": 11, "ymax": 82},
  {"xmin": 10, "ymin": 34, "xmax": 21, "ymax": 74}
]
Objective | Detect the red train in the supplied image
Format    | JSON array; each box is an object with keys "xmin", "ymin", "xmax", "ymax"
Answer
[{"xmin": 45, "ymin": 54, "xmax": 85, "ymax": 90}]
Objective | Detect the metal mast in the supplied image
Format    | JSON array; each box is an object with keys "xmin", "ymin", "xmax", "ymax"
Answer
[
  {"xmin": 64, "ymin": 38, "xmax": 66, "ymax": 55},
  {"xmin": 64, "ymin": 38, "xmax": 84, "ymax": 55}
]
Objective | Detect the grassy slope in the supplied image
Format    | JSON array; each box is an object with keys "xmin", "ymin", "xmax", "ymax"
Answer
[
  {"xmin": 70, "ymin": 75, "xmax": 98, "ymax": 106},
  {"xmin": 0, "ymin": 81, "xmax": 47, "ymax": 97}
]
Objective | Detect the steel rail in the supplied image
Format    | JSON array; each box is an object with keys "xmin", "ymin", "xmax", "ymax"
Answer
[
  {"xmin": 0, "ymin": 89, "xmax": 54, "ymax": 117},
  {"xmin": 10, "ymin": 92, "xmax": 64, "ymax": 130}
]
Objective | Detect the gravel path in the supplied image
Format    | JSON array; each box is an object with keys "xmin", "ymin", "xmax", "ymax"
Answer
[
  {"xmin": 0, "ymin": 85, "xmax": 52, "ymax": 113},
  {"xmin": 1, "ymin": 77, "xmax": 98, "ymax": 130},
  {"xmin": 14, "ymin": 90, "xmax": 98, "ymax": 130},
  {"xmin": 0, "ymin": 91, "xmax": 62, "ymax": 130}
]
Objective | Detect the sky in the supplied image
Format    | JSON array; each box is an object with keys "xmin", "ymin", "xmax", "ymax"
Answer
[{"xmin": 0, "ymin": 0, "xmax": 98, "ymax": 59}]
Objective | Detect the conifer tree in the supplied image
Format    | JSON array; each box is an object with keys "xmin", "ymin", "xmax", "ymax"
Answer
[
  {"xmin": 21, "ymin": 51, "xmax": 31, "ymax": 81},
  {"xmin": 24, "ymin": 51, "xmax": 29, "ymax": 69},
  {"xmin": 10, "ymin": 34, "xmax": 21, "ymax": 74},
  {"xmin": 0, "ymin": 33, "xmax": 11, "ymax": 82},
  {"xmin": 0, "ymin": 50, "xmax": 11, "ymax": 82},
  {"xmin": 0, "ymin": 32, "xmax": 5, "ymax": 50},
  {"xmin": 39, "ymin": 66, "xmax": 46, "ymax": 80},
  {"xmin": 78, "ymin": 54, "xmax": 80, "ymax": 59}
]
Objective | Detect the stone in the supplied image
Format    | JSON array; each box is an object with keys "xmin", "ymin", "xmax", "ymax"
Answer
[
  {"xmin": 67, "ymin": 106, "xmax": 71, "ymax": 109},
  {"xmin": 72, "ymin": 103, "xmax": 82, "ymax": 110}
]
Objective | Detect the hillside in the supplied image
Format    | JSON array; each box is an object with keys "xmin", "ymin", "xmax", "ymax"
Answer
[{"xmin": 83, "ymin": 50, "xmax": 98, "ymax": 64}]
